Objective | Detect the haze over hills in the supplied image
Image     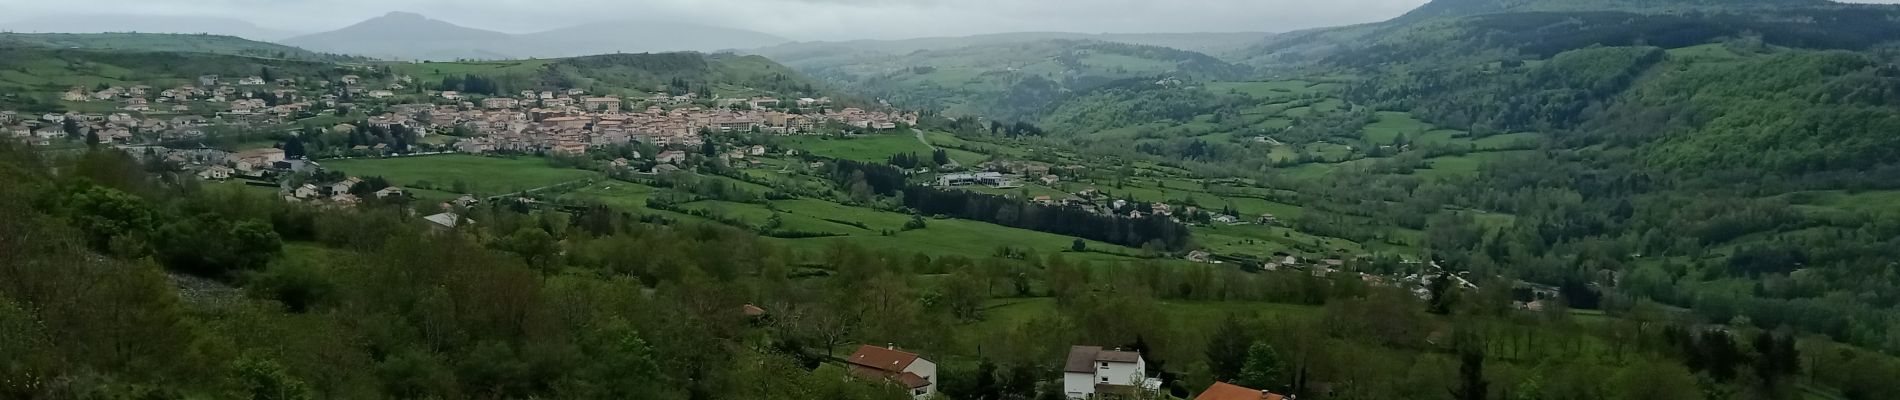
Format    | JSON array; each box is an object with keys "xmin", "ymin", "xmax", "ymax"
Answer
[
  {"xmin": 0, "ymin": 14, "xmax": 299, "ymax": 41},
  {"xmin": 787, "ymin": 39, "xmax": 1255, "ymax": 120},
  {"xmin": 1233, "ymin": 0, "xmax": 1880, "ymax": 66},
  {"xmin": 749, "ymin": 31, "xmax": 1273, "ymax": 69},
  {"xmin": 281, "ymin": 12, "xmax": 792, "ymax": 61}
]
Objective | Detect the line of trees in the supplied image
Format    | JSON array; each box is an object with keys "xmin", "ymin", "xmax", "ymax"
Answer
[{"xmin": 901, "ymin": 186, "xmax": 1191, "ymax": 251}]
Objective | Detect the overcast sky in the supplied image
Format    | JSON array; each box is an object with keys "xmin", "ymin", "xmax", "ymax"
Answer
[
  {"xmin": 5, "ymin": 0, "xmax": 1900, "ymax": 41},
  {"xmin": 0, "ymin": 0, "xmax": 1427, "ymax": 40}
]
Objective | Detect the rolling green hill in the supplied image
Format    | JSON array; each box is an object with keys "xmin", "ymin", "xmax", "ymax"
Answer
[
  {"xmin": 1391, "ymin": 0, "xmax": 1834, "ymax": 21},
  {"xmin": 798, "ymin": 39, "xmax": 1253, "ymax": 120},
  {"xmin": 750, "ymin": 31, "xmax": 1272, "ymax": 68},
  {"xmin": 1235, "ymin": 0, "xmax": 1888, "ymax": 67},
  {"xmin": 951, "ymin": 0, "xmax": 1900, "ymax": 368},
  {"xmin": 387, "ymin": 52, "xmax": 835, "ymax": 99},
  {"xmin": 0, "ymin": 32, "xmax": 360, "ymax": 62},
  {"xmin": 0, "ymin": 46, "xmax": 355, "ymax": 112}
]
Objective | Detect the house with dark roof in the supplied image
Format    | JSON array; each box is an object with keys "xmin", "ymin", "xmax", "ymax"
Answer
[
  {"xmin": 843, "ymin": 344, "xmax": 938, "ymax": 399},
  {"xmin": 1062, "ymin": 345, "xmax": 1161, "ymax": 399},
  {"xmin": 1195, "ymin": 382, "xmax": 1286, "ymax": 400}
]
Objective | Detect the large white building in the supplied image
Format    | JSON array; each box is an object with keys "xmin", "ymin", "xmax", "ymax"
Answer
[
  {"xmin": 1063, "ymin": 346, "xmax": 1162, "ymax": 399},
  {"xmin": 845, "ymin": 344, "xmax": 938, "ymax": 399}
]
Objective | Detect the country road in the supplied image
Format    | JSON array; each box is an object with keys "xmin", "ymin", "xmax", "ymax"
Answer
[{"xmin": 913, "ymin": 129, "xmax": 960, "ymax": 168}]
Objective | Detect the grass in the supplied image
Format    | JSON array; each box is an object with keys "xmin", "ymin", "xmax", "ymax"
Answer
[
  {"xmin": 1203, "ymin": 80, "xmax": 1322, "ymax": 99},
  {"xmin": 1417, "ymin": 150, "xmax": 1534, "ymax": 180},
  {"xmin": 1780, "ymin": 190, "xmax": 1900, "ymax": 216},
  {"xmin": 1363, "ymin": 111, "xmax": 1431, "ymax": 143},
  {"xmin": 1195, "ymin": 223, "xmax": 1378, "ymax": 258},
  {"xmin": 322, "ymin": 154, "xmax": 598, "ymax": 196},
  {"xmin": 555, "ymin": 176, "xmax": 1150, "ymax": 263},
  {"xmin": 783, "ymin": 134, "xmax": 932, "ymax": 163},
  {"xmin": 385, "ymin": 59, "xmax": 556, "ymax": 84}
]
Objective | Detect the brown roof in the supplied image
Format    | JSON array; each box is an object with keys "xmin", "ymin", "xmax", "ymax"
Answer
[
  {"xmin": 1195, "ymin": 382, "xmax": 1286, "ymax": 400},
  {"xmin": 1064, "ymin": 346, "xmax": 1102, "ymax": 373},
  {"xmin": 846, "ymin": 345, "xmax": 919, "ymax": 373},
  {"xmin": 741, "ymin": 304, "xmax": 766, "ymax": 316},
  {"xmin": 896, "ymin": 372, "xmax": 931, "ymax": 389},
  {"xmin": 848, "ymin": 366, "xmax": 932, "ymax": 389},
  {"xmin": 1098, "ymin": 350, "xmax": 1141, "ymax": 364}
]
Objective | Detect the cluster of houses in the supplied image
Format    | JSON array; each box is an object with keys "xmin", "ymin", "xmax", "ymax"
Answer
[
  {"xmin": 3, "ymin": 111, "xmax": 219, "ymax": 147},
  {"xmin": 12, "ymin": 67, "xmax": 913, "ymax": 160},
  {"xmin": 842, "ymin": 344, "xmax": 1287, "ymax": 400},
  {"xmin": 435, "ymin": 92, "xmax": 916, "ymax": 157},
  {"xmin": 9, "ymin": 72, "xmax": 394, "ymax": 147}
]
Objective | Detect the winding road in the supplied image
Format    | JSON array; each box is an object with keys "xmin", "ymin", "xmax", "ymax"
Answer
[{"xmin": 913, "ymin": 129, "xmax": 961, "ymax": 168}]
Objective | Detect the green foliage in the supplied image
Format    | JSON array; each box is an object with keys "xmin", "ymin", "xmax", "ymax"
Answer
[
  {"xmin": 153, "ymin": 216, "xmax": 284, "ymax": 277},
  {"xmin": 57, "ymin": 184, "xmax": 156, "ymax": 251},
  {"xmin": 232, "ymin": 355, "xmax": 315, "ymax": 400},
  {"xmin": 1237, "ymin": 342, "xmax": 1282, "ymax": 390},
  {"xmin": 808, "ymin": 40, "xmax": 1252, "ymax": 120}
]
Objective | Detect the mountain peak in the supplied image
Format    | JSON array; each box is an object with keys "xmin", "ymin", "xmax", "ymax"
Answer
[{"xmin": 378, "ymin": 11, "xmax": 430, "ymax": 21}]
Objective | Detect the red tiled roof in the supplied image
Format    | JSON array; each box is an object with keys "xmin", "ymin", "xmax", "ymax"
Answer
[
  {"xmin": 897, "ymin": 372, "xmax": 931, "ymax": 389},
  {"xmin": 1195, "ymin": 382, "xmax": 1286, "ymax": 400},
  {"xmin": 846, "ymin": 345, "xmax": 919, "ymax": 373}
]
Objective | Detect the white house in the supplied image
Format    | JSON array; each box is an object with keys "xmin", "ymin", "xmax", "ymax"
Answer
[
  {"xmin": 844, "ymin": 345, "xmax": 938, "ymax": 399},
  {"xmin": 937, "ymin": 172, "xmax": 1007, "ymax": 187},
  {"xmin": 422, "ymin": 212, "xmax": 470, "ymax": 233},
  {"xmin": 196, "ymin": 165, "xmax": 234, "ymax": 181},
  {"xmin": 374, "ymin": 186, "xmax": 406, "ymax": 199},
  {"xmin": 1063, "ymin": 346, "xmax": 1162, "ymax": 399},
  {"xmin": 293, "ymin": 184, "xmax": 321, "ymax": 199},
  {"xmin": 329, "ymin": 177, "xmax": 362, "ymax": 195},
  {"xmin": 656, "ymin": 150, "xmax": 687, "ymax": 164}
]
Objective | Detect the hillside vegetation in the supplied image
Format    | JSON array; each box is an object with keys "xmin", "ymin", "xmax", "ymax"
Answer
[
  {"xmin": 388, "ymin": 52, "xmax": 831, "ymax": 99},
  {"xmin": 0, "ymin": 32, "xmax": 362, "ymax": 62},
  {"xmin": 994, "ymin": 3, "xmax": 1900, "ymax": 373},
  {"xmin": 0, "ymin": 46, "xmax": 354, "ymax": 112},
  {"xmin": 794, "ymin": 39, "xmax": 1254, "ymax": 120}
]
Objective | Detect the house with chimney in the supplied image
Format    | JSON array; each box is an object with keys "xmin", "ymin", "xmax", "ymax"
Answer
[
  {"xmin": 844, "ymin": 344, "xmax": 938, "ymax": 399},
  {"xmin": 1063, "ymin": 346, "xmax": 1162, "ymax": 399}
]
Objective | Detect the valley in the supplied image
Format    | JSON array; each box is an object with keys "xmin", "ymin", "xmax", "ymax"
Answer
[{"xmin": 3, "ymin": 1, "xmax": 1900, "ymax": 400}]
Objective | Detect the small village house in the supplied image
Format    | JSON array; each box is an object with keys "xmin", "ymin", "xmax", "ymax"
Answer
[
  {"xmin": 844, "ymin": 344, "xmax": 938, "ymax": 399},
  {"xmin": 422, "ymin": 213, "xmax": 471, "ymax": 234},
  {"xmin": 1063, "ymin": 346, "xmax": 1161, "ymax": 399}
]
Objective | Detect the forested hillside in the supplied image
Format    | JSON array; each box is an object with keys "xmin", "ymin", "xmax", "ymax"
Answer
[
  {"xmin": 0, "ymin": 46, "xmax": 357, "ymax": 112},
  {"xmin": 0, "ymin": 33, "xmax": 362, "ymax": 62},
  {"xmin": 788, "ymin": 39, "xmax": 1253, "ymax": 120},
  {"xmin": 1002, "ymin": 1, "xmax": 1900, "ymax": 372},
  {"xmin": 388, "ymin": 52, "xmax": 833, "ymax": 100}
]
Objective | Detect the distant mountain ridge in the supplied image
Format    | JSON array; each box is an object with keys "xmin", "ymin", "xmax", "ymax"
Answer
[
  {"xmin": 0, "ymin": 32, "xmax": 360, "ymax": 63},
  {"xmin": 1394, "ymin": 0, "xmax": 1836, "ymax": 21},
  {"xmin": 0, "ymin": 14, "xmax": 298, "ymax": 41},
  {"xmin": 1236, "ymin": 0, "xmax": 1869, "ymax": 67},
  {"xmin": 750, "ymin": 31, "xmax": 1271, "ymax": 69},
  {"xmin": 282, "ymin": 12, "xmax": 791, "ymax": 61}
]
